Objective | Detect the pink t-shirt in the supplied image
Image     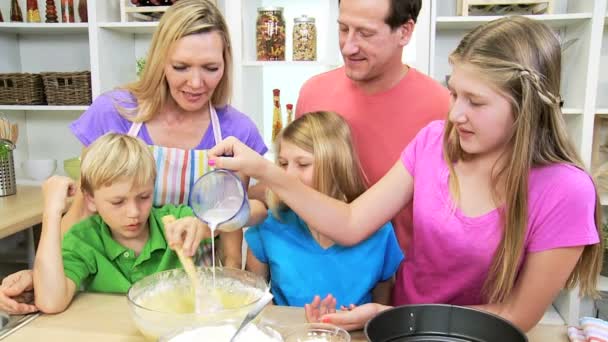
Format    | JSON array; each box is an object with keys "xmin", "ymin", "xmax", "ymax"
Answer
[
  {"xmin": 296, "ymin": 67, "xmax": 450, "ymax": 252},
  {"xmin": 392, "ymin": 120, "xmax": 600, "ymax": 306}
]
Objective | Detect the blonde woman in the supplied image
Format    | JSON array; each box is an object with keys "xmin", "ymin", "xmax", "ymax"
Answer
[
  {"xmin": 245, "ymin": 111, "xmax": 403, "ymax": 307},
  {"xmin": 65, "ymin": 0, "xmax": 267, "ymax": 269},
  {"xmin": 208, "ymin": 16, "xmax": 603, "ymax": 332}
]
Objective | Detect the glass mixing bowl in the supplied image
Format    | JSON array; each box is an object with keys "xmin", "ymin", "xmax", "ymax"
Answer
[{"xmin": 126, "ymin": 267, "xmax": 269, "ymax": 340}]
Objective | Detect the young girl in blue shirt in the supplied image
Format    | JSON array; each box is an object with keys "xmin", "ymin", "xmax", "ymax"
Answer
[{"xmin": 244, "ymin": 111, "xmax": 403, "ymax": 308}]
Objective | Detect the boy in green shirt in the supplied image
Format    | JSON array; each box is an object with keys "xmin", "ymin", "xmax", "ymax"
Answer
[{"xmin": 33, "ymin": 133, "xmax": 208, "ymax": 314}]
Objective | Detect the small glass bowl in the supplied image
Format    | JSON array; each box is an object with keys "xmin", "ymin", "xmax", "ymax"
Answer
[{"xmin": 283, "ymin": 323, "xmax": 351, "ymax": 342}]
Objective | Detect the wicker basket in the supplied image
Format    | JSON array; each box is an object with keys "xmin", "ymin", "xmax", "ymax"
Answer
[
  {"xmin": 0, "ymin": 73, "xmax": 46, "ymax": 105},
  {"xmin": 41, "ymin": 71, "xmax": 92, "ymax": 106}
]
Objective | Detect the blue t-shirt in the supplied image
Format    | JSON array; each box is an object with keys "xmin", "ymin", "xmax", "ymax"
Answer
[{"xmin": 245, "ymin": 209, "xmax": 404, "ymax": 307}]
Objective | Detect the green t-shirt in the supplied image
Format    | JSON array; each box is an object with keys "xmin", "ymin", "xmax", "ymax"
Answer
[{"xmin": 62, "ymin": 204, "xmax": 194, "ymax": 293}]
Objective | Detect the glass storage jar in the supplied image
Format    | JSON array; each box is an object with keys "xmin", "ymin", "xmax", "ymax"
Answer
[
  {"xmin": 293, "ymin": 15, "xmax": 316, "ymax": 61},
  {"xmin": 256, "ymin": 7, "xmax": 286, "ymax": 61}
]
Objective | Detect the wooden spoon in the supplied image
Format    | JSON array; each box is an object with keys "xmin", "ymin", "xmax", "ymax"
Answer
[
  {"xmin": 161, "ymin": 215, "xmax": 198, "ymax": 287},
  {"xmin": 10, "ymin": 124, "xmax": 18, "ymax": 144},
  {"xmin": 0, "ymin": 119, "xmax": 8, "ymax": 141},
  {"xmin": 162, "ymin": 215, "xmax": 221, "ymax": 314}
]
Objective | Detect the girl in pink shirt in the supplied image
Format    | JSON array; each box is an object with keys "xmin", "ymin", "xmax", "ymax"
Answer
[{"xmin": 208, "ymin": 16, "xmax": 603, "ymax": 332}]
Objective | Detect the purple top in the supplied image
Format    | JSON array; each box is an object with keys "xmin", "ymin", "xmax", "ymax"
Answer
[{"xmin": 70, "ymin": 90, "xmax": 267, "ymax": 155}]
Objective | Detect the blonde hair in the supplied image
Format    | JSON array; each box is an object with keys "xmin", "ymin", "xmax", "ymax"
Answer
[
  {"xmin": 444, "ymin": 16, "xmax": 603, "ymax": 302},
  {"xmin": 80, "ymin": 133, "xmax": 156, "ymax": 194},
  {"xmin": 118, "ymin": 0, "xmax": 232, "ymax": 122},
  {"xmin": 268, "ymin": 111, "xmax": 368, "ymax": 216}
]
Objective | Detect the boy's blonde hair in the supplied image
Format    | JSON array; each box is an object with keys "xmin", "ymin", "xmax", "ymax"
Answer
[
  {"xmin": 268, "ymin": 111, "xmax": 368, "ymax": 216},
  {"xmin": 445, "ymin": 16, "xmax": 603, "ymax": 302},
  {"xmin": 118, "ymin": 0, "xmax": 232, "ymax": 122},
  {"xmin": 80, "ymin": 133, "xmax": 156, "ymax": 194}
]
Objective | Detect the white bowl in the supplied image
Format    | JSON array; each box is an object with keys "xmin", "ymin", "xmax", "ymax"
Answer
[{"xmin": 21, "ymin": 159, "xmax": 57, "ymax": 181}]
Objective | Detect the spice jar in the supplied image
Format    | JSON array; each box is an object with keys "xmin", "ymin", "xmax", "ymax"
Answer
[
  {"xmin": 285, "ymin": 103, "xmax": 294, "ymax": 125},
  {"xmin": 293, "ymin": 15, "xmax": 316, "ymax": 61},
  {"xmin": 256, "ymin": 7, "xmax": 286, "ymax": 61},
  {"xmin": 271, "ymin": 89, "xmax": 283, "ymax": 141}
]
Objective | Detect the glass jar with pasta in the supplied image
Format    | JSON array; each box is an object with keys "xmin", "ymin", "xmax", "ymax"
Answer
[
  {"xmin": 293, "ymin": 15, "xmax": 316, "ymax": 61},
  {"xmin": 256, "ymin": 7, "xmax": 286, "ymax": 61}
]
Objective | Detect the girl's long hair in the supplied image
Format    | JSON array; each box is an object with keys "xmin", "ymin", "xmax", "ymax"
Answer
[
  {"xmin": 268, "ymin": 111, "xmax": 368, "ymax": 217},
  {"xmin": 444, "ymin": 16, "xmax": 602, "ymax": 302}
]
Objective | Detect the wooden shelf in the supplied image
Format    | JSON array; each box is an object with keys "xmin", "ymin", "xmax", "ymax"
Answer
[
  {"xmin": 562, "ymin": 108, "xmax": 583, "ymax": 115},
  {"xmin": 435, "ymin": 13, "xmax": 592, "ymax": 30},
  {"xmin": 123, "ymin": 5, "xmax": 170, "ymax": 14},
  {"xmin": 597, "ymin": 109, "xmax": 608, "ymax": 116},
  {"xmin": 0, "ymin": 105, "xmax": 88, "ymax": 111},
  {"xmin": 97, "ymin": 22, "xmax": 158, "ymax": 34},
  {"xmin": 0, "ymin": 23, "xmax": 88, "ymax": 34}
]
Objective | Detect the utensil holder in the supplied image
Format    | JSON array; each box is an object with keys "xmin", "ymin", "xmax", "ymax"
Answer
[{"xmin": 0, "ymin": 141, "xmax": 16, "ymax": 197}]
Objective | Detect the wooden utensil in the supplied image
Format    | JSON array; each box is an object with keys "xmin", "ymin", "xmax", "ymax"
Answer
[
  {"xmin": 0, "ymin": 118, "xmax": 9, "ymax": 141},
  {"xmin": 161, "ymin": 215, "xmax": 198, "ymax": 284},
  {"xmin": 162, "ymin": 214, "xmax": 210, "ymax": 314},
  {"xmin": 10, "ymin": 124, "xmax": 18, "ymax": 144}
]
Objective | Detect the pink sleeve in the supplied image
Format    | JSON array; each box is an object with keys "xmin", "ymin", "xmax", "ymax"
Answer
[
  {"xmin": 526, "ymin": 167, "xmax": 599, "ymax": 252},
  {"xmin": 400, "ymin": 120, "xmax": 445, "ymax": 178}
]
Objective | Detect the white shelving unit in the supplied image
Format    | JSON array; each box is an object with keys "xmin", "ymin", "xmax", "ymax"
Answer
[
  {"xmin": 0, "ymin": 1, "xmax": 90, "ymax": 180},
  {"xmin": 0, "ymin": 22, "xmax": 88, "ymax": 34},
  {"xmin": 1, "ymin": 0, "xmax": 607, "ymax": 324}
]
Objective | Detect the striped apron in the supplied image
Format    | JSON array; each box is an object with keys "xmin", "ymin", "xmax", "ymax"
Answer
[{"xmin": 127, "ymin": 103, "xmax": 222, "ymax": 267}]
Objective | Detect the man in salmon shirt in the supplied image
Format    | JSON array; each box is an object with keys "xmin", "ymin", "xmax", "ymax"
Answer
[{"xmin": 295, "ymin": 0, "xmax": 450, "ymax": 254}]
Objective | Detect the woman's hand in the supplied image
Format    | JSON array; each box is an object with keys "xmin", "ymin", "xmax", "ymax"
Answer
[
  {"xmin": 0, "ymin": 270, "xmax": 38, "ymax": 314},
  {"xmin": 164, "ymin": 217, "xmax": 210, "ymax": 257},
  {"xmin": 208, "ymin": 136, "xmax": 273, "ymax": 180},
  {"xmin": 305, "ymin": 294, "xmax": 389, "ymax": 331}
]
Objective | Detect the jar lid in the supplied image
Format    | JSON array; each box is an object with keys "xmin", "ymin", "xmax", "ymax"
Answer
[
  {"xmin": 294, "ymin": 15, "xmax": 315, "ymax": 23},
  {"xmin": 257, "ymin": 6, "xmax": 284, "ymax": 12}
]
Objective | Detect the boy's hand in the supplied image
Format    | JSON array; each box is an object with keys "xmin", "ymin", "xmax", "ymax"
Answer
[
  {"xmin": 42, "ymin": 176, "xmax": 76, "ymax": 216},
  {"xmin": 164, "ymin": 217, "xmax": 210, "ymax": 257}
]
